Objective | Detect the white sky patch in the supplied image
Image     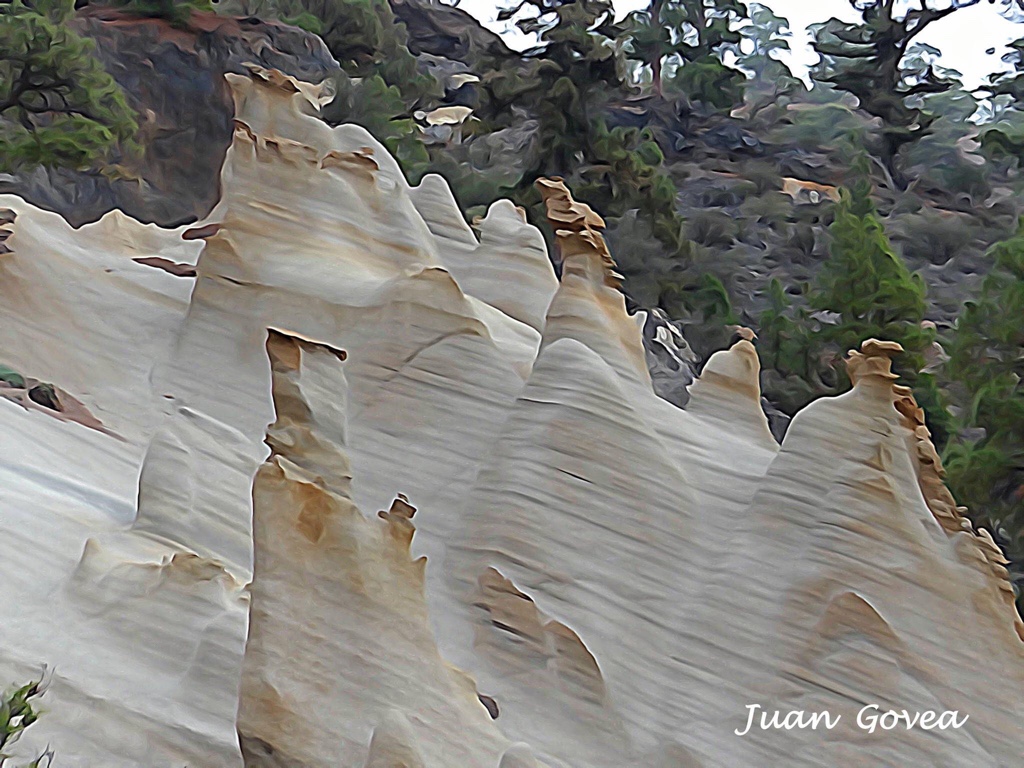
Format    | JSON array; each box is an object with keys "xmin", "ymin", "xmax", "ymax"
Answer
[{"xmin": 451, "ymin": 0, "xmax": 1023, "ymax": 87}]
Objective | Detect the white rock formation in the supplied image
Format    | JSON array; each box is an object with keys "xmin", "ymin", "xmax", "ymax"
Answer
[
  {"xmin": 0, "ymin": 67, "xmax": 1021, "ymax": 768},
  {"xmin": 238, "ymin": 331, "xmax": 513, "ymax": 767}
]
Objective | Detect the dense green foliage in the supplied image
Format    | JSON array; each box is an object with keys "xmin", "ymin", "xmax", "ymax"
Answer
[
  {"xmin": 760, "ymin": 177, "xmax": 950, "ymax": 440},
  {"xmin": 810, "ymin": 1, "xmax": 959, "ymax": 188},
  {"xmin": 979, "ymin": 35, "xmax": 1024, "ymax": 164},
  {"xmin": 471, "ymin": 0, "xmax": 737, "ymax": 328},
  {"xmin": 810, "ymin": 181, "xmax": 928, "ymax": 355},
  {"xmin": 945, "ymin": 222, "xmax": 1024, "ymax": 586},
  {"xmin": 496, "ymin": 0, "xmax": 623, "ymax": 176},
  {"xmin": 808, "ymin": 180, "xmax": 939, "ymax": 417},
  {"xmin": 0, "ymin": 0, "xmax": 137, "ymax": 172},
  {"xmin": 621, "ymin": 0, "xmax": 746, "ymax": 105}
]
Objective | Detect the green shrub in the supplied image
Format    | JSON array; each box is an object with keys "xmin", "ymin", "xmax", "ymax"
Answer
[{"xmin": 0, "ymin": 677, "xmax": 51, "ymax": 768}]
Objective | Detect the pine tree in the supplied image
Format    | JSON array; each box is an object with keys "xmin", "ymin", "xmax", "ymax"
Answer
[
  {"xmin": 621, "ymin": 0, "xmax": 746, "ymax": 108},
  {"xmin": 735, "ymin": 3, "xmax": 793, "ymax": 83},
  {"xmin": 798, "ymin": 179, "xmax": 947, "ymax": 437},
  {"xmin": 945, "ymin": 219, "xmax": 1024, "ymax": 600},
  {"xmin": 756, "ymin": 178, "xmax": 955, "ymax": 433},
  {"xmin": 978, "ymin": 36, "xmax": 1024, "ymax": 164},
  {"xmin": 810, "ymin": 180, "xmax": 929, "ymax": 350},
  {"xmin": 810, "ymin": 0, "xmax": 963, "ymax": 189},
  {"xmin": 496, "ymin": 0, "xmax": 623, "ymax": 176},
  {"xmin": 0, "ymin": 0, "xmax": 137, "ymax": 172},
  {"xmin": 500, "ymin": 0, "xmax": 736, "ymax": 324}
]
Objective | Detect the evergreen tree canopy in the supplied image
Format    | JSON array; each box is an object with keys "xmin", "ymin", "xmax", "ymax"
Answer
[
  {"xmin": 811, "ymin": 180, "xmax": 927, "ymax": 341},
  {"xmin": 220, "ymin": 0, "xmax": 435, "ymax": 97},
  {"xmin": 0, "ymin": 0, "xmax": 137, "ymax": 172},
  {"xmin": 731, "ymin": 0, "xmax": 803, "ymax": 119},
  {"xmin": 495, "ymin": 0, "xmax": 622, "ymax": 173},
  {"xmin": 734, "ymin": 2, "xmax": 792, "ymax": 82},
  {"xmin": 945, "ymin": 219, "xmax": 1024, "ymax": 594},
  {"xmin": 978, "ymin": 36, "xmax": 1024, "ymax": 163},
  {"xmin": 755, "ymin": 176, "xmax": 953, "ymax": 443},
  {"xmin": 482, "ymin": 0, "xmax": 732, "ymax": 327},
  {"xmin": 985, "ymin": 36, "xmax": 1024, "ymax": 102},
  {"xmin": 621, "ymin": 0, "xmax": 746, "ymax": 106},
  {"xmin": 810, "ymin": 0, "xmax": 965, "ymax": 188}
]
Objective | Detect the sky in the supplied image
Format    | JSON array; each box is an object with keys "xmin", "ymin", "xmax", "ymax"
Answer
[{"xmin": 454, "ymin": 0, "xmax": 1024, "ymax": 88}]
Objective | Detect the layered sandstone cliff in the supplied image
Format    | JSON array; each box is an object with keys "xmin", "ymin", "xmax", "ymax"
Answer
[{"xmin": 0, "ymin": 68, "xmax": 1021, "ymax": 767}]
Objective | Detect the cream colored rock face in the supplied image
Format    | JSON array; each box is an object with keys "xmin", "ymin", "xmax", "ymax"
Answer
[{"xmin": 0, "ymin": 67, "xmax": 1021, "ymax": 768}]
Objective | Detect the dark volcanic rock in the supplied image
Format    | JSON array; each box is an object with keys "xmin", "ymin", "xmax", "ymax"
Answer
[
  {"xmin": 639, "ymin": 307, "xmax": 698, "ymax": 409},
  {"xmin": 0, "ymin": 9, "xmax": 339, "ymax": 227},
  {"xmin": 390, "ymin": 0, "xmax": 510, "ymax": 63}
]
